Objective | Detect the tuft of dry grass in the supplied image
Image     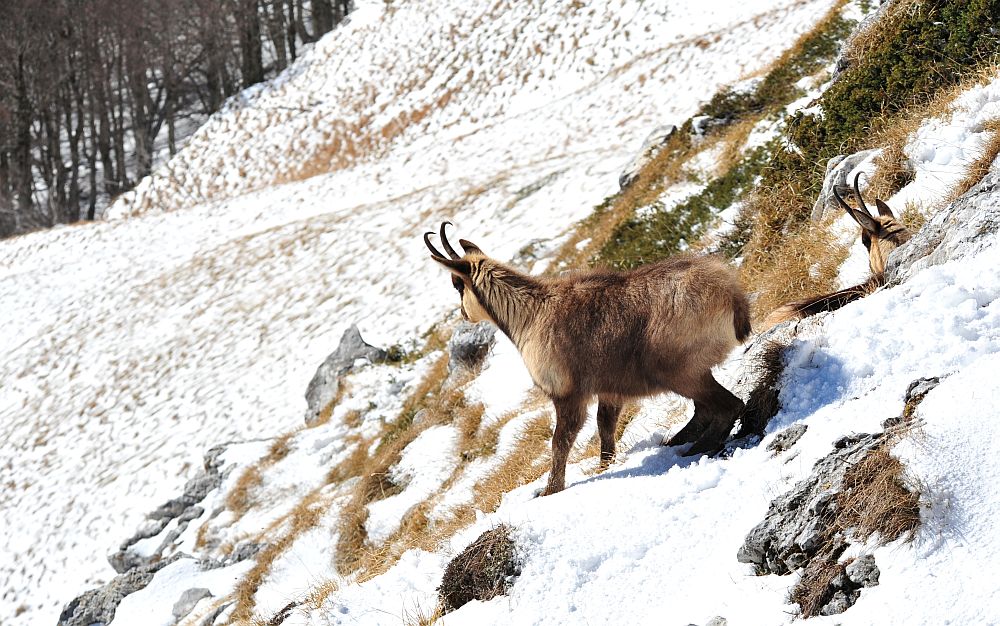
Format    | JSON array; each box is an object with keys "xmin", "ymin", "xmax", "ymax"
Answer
[
  {"xmin": 230, "ymin": 489, "xmax": 329, "ymax": 623},
  {"xmin": 836, "ymin": 444, "xmax": 920, "ymax": 543},
  {"xmin": 225, "ymin": 432, "xmax": 297, "ymax": 516},
  {"xmin": 951, "ymin": 118, "xmax": 1000, "ymax": 199},
  {"xmin": 472, "ymin": 413, "xmax": 554, "ymax": 512},
  {"xmin": 438, "ymin": 524, "xmax": 519, "ymax": 612},
  {"xmin": 790, "ymin": 551, "xmax": 847, "ymax": 618},
  {"xmin": 739, "ymin": 196, "xmax": 849, "ymax": 320}
]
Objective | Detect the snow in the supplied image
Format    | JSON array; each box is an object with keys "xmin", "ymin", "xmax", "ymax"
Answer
[
  {"xmin": 5, "ymin": 1, "xmax": 1000, "ymax": 625},
  {"xmin": 366, "ymin": 425, "xmax": 460, "ymax": 544}
]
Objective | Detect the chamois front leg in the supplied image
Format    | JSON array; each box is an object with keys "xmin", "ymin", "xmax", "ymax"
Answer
[
  {"xmin": 596, "ymin": 399, "xmax": 622, "ymax": 469},
  {"xmin": 541, "ymin": 396, "xmax": 587, "ymax": 496}
]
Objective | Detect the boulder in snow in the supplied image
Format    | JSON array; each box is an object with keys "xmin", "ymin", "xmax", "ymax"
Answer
[
  {"xmin": 810, "ymin": 148, "xmax": 886, "ymax": 222},
  {"xmin": 305, "ymin": 324, "xmax": 388, "ymax": 424},
  {"xmin": 448, "ymin": 321, "xmax": 497, "ymax": 372},
  {"xmin": 619, "ymin": 125, "xmax": 677, "ymax": 189}
]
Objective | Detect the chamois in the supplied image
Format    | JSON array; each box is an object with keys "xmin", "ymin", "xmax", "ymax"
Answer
[
  {"xmin": 764, "ymin": 173, "xmax": 911, "ymax": 328},
  {"xmin": 424, "ymin": 222, "xmax": 751, "ymax": 495}
]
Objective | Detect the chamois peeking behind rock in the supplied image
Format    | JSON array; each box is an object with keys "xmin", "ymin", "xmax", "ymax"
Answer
[
  {"xmin": 424, "ymin": 222, "xmax": 752, "ymax": 495},
  {"xmin": 764, "ymin": 173, "xmax": 912, "ymax": 328}
]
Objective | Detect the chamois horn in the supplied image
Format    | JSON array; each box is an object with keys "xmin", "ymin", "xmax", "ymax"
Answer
[
  {"xmin": 852, "ymin": 172, "xmax": 873, "ymax": 216},
  {"xmin": 423, "ymin": 231, "xmax": 447, "ymax": 259},
  {"xmin": 439, "ymin": 221, "xmax": 462, "ymax": 259}
]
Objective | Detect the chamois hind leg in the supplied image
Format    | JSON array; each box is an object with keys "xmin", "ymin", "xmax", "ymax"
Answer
[
  {"xmin": 665, "ymin": 399, "xmax": 714, "ymax": 447},
  {"xmin": 596, "ymin": 399, "xmax": 623, "ymax": 469},
  {"xmin": 683, "ymin": 373, "xmax": 744, "ymax": 457},
  {"xmin": 541, "ymin": 396, "xmax": 587, "ymax": 496}
]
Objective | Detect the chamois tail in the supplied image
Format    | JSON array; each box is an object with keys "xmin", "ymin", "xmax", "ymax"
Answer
[
  {"xmin": 763, "ymin": 274, "xmax": 887, "ymax": 329},
  {"xmin": 733, "ymin": 292, "xmax": 752, "ymax": 343}
]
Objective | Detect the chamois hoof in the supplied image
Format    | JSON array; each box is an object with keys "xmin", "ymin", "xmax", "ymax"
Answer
[
  {"xmin": 681, "ymin": 434, "xmax": 726, "ymax": 457},
  {"xmin": 665, "ymin": 428, "xmax": 701, "ymax": 447}
]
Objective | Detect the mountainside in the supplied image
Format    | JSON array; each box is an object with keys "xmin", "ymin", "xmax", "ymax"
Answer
[{"xmin": 3, "ymin": 1, "xmax": 1000, "ymax": 625}]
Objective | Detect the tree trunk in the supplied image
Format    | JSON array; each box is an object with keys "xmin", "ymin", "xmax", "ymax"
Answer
[
  {"xmin": 312, "ymin": 0, "xmax": 334, "ymax": 35},
  {"xmin": 12, "ymin": 53, "xmax": 34, "ymax": 228},
  {"xmin": 265, "ymin": 0, "xmax": 289, "ymax": 72},
  {"xmin": 237, "ymin": 0, "xmax": 264, "ymax": 87}
]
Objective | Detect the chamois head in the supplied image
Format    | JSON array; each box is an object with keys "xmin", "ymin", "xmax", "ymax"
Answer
[
  {"xmin": 424, "ymin": 222, "xmax": 495, "ymax": 325},
  {"xmin": 833, "ymin": 172, "xmax": 911, "ymax": 274}
]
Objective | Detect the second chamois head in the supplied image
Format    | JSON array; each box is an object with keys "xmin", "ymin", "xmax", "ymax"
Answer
[{"xmin": 834, "ymin": 172, "xmax": 912, "ymax": 274}]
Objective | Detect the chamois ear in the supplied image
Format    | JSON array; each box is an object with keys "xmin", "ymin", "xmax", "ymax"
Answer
[
  {"xmin": 847, "ymin": 207, "xmax": 882, "ymax": 236},
  {"xmin": 431, "ymin": 255, "xmax": 472, "ymax": 276},
  {"xmin": 459, "ymin": 239, "xmax": 485, "ymax": 256},
  {"xmin": 874, "ymin": 199, "xmax": 896, "ymax": 219}
]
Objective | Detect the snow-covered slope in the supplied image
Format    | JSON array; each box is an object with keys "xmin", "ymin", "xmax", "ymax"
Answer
[{"xmin": 0, "ymin": 1, "xmax": 843, "ymax": 624}]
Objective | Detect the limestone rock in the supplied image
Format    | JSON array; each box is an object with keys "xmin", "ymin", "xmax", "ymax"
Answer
[
  {"xmin": 737, "ymin": 432, "xmax": 884, "ymax": 575},
  {"xmin": 768, "ymin": 424, "xmax": 808, "ymax": 454},
  {"xmin": 305, "ymin": 324, "xmax": 387, "ymax": 424},
  {"xmin": 448, "ymin": 321, "xmax": 497, "ymax": 372},
  {"xmin": 810, "ymin": 148, "xmax": 885, "ymax": 222},
  {"xmin": 619, "ymin": 125, "xmax": 677, "ymax": 189}
]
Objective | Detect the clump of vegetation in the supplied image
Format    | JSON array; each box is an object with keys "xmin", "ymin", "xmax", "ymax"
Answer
[
  {"xmin": 579, "ymin": 2, "xmax": 855, "ymax": 272},
  {"xmin": 595, "ymin": 146, "xmax": 771, "ymax": 269},
  {"xmin": 438, "ymin": 525, "xmax": 520, "ymax": 612}
]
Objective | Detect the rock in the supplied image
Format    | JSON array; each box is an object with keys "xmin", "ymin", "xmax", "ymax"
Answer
[
  {"xmin": 820, "ymin": 589, "xmax": 860, "ymax": 616},
  {"xmin": 305, "ymin": 324, "xmax": 387, "ymax": 424},
  {"xmin": 172, "ymin": 587, "xmax": 212, "ymax": 620},
  {"xmin": 619, "ymin": 125, "xmax": 677, "ymax": 189},
  {"xmin": 59, "ymin": 555, "xmax": 184, "ymax": 626},
  {"xmin": 109, "ymin": 447, "xmax": 227, "ymax": 573},
  {"xmin": 768, "ymin": 424, "xmax": 808, "ymax": 454},
  {"xmin": 687, "ymin": 618, "xmax": 728, "ymax": 626},
  {"xmin": 888, "ymin": 161, "xmax": 1000, "ymax": 282},
  {"xmin": 448, "ymin": 321, "xmax": 497, "ymax": 371},
  {"xmin": 885, "ymin": 376, "xmax": 942, "ymax": 428},
  {"xmin": 846, "ymin": 554, "xmax": 880, "ymax": 588},
  {"xmin": 810, "ymin": 148, "xmax": 885, "ymax": 222},
  {"xmin": 690, "ymin": 115, "xmax": 728, "ymax": 137},
  {"xmin": 227, "ymin": 541, "xmax": 265, "ymax": 564},
  {"xmin": 737, "ymin": 432, "xmax": 884, "ymax": 575}
]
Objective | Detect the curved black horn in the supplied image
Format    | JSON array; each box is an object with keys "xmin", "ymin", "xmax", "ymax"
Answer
[
  {"xmin": 424, "ymin": 231, "xmax": 446, "ymax": 258},
  {"xmin": 439, "ymin": 221, "xmax": 461, "ymax": 259},
  {"xmin": 832, "ymin": 186, "xmax": 854, "ymax": 214},
  {"xmin": 852, "ymin": 172, "xmax": 873, "ymax": 216}
]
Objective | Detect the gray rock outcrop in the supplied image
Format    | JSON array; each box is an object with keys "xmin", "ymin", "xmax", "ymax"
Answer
[
  {"xmin": 59, "ymin": 555, "xmax": 184, "ymax": 626},
  {"xmin": 619, "ymin": 125, "xmax": 677, "ymax": 189},
  {"xmin": 448, "ymin": 321, "xmax": 497, "ymax": 372},
  {"xmin": 738, "ymin": 431, "xmax": 885, "ymax": 576},
  {"xmin": 305, "ymin": 324, "xmax": 387, "ymax": 424},
  {"xmin": 810, "ymin": 148, "xmax": 886, "ymax": 222},
  {"xmin": 888, "ymin": 159, "xmax": 1000, "ymax": 282},
  {"xmin": 109, "ymin": 445, "xmax": 227, "ymax": 574}
]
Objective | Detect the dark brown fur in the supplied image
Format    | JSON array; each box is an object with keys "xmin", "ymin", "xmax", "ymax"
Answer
[{"xmin": 426, "ymin": 224, "xmax": 751, "ymax": 495}]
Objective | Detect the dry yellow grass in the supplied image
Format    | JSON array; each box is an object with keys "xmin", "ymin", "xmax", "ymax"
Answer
[
  {"xmin": 738, "ymin": 182, "xmax": 849, "ymax": 320},
  {"xmin": 229, "ymin": 489, "xmax": 330, "ymax": 623},
  {"xmin": 836, "ymin": 443, "xmax": 920, "ymax": 542},
  {"xmin": 951, "ymin": 118, "xmax": 1000, "ymax": 199}
]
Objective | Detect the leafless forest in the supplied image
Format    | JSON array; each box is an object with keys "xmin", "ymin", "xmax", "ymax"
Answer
[{"xmin": 0, "ymin": 0, "xmax": 351, "ymax": 237}]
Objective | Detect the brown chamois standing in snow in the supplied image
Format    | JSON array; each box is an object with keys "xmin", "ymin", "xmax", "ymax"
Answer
[
  {"xmin": 764, "ymin": 173, "xmax": 912, "ymax": 328},
  {"xmin": 424, "ymin": 222, "xmax": 752, "ymax": 495}
]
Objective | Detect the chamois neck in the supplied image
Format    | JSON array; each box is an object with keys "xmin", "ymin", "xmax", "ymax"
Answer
[{"xmin": 471, "ymin": 262, "xmax": 544, "ymax": 345}]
